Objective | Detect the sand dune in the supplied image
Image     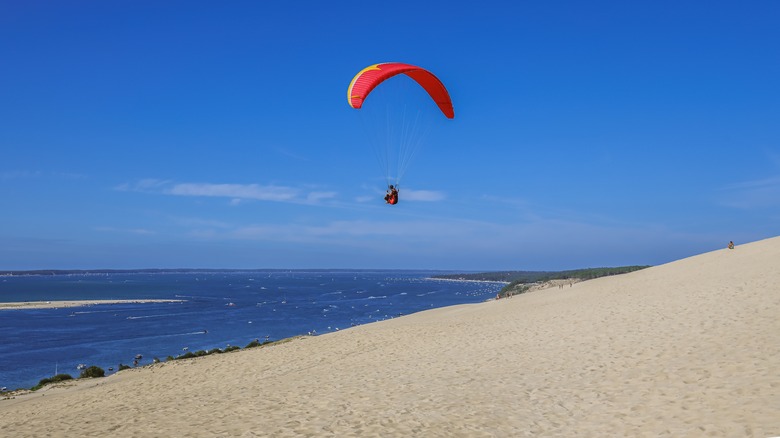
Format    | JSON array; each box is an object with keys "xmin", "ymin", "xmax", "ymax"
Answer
[{"xmin": 2, "ymin": 237, "xmax": 778, "ymax": 437}]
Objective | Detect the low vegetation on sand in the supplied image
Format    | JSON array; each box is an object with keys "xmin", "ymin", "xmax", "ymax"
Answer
[
  {"xmin": 30, "ymin": 373, "xmax": 73, "ymax": 391},
  {"xmin": 14, "ymin": 336, "xmax": 305, "ymax": 393},
  {"xmin": 433, "ymin": 266, "xmax": 649, "ymax": 298}
]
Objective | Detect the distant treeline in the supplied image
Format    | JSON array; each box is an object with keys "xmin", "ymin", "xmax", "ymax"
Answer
[
  {"xmin": 433, "ymin": 271, "xmax": 554, "ymax": 283},
  {"xmin": 433, "ymin": 266, "xmax": 650, "ymax": 296},
  {"xmin": 433, "ymin": 266, "xmax": 649, "ymax": 283}
]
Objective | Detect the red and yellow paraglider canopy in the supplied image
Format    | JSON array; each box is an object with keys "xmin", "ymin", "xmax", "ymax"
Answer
[{"xmin": 347, "ymin": 62, "xmax": 454, "ymax": 119}]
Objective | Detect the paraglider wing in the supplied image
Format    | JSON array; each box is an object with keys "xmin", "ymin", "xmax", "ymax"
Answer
[{"xmin": 347, "ymin": 62, "xmax": 454, "ymax": 119}]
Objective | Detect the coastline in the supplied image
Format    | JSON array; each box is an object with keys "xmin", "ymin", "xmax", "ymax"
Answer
[
  {"xmin": 0, "ymin": 299, "xmax": 184, "ymax": 311},
  {"xmin": 1, "ymin": 237, "xmax": 778, "ymax": 436}
]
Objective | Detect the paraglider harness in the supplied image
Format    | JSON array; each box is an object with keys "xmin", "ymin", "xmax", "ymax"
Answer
[{"xmin": 385, "ymin": 185, "xmax": 399, "ymax": 205}]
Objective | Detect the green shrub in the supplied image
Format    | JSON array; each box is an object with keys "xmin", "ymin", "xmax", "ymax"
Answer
[
  {"xmin": 177, "ymin": 351, "xmax": 196, "ymax": 360},
  {"xmin": 52, "ymin": 373, "xmax": 73, "ymax": 382},
  {"xmin": 118, "ymin": 363, "xmax": 131, "ymax": 371},
  {"xmin": 80, "ymin": 366, "xmax": 105, "ymax": 378},
  {"xmin": 31, "ymin": 373, "xmax": 73, "ymax": 390},
  {"xmin": 245, "ymin": 339, "xmax": 262, "ymax": 348},
  {"xmin": 499, "ymin": 283, "xmax": 531, "ymax": 298},
  {"xmin": 224, "ymin": 345, "xmax": 240, "ymax": 352}
]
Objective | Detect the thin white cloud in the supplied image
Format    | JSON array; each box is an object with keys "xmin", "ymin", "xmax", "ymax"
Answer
[
  {"xmin": 115, "ymin": 178, "xmax": 172, "ymax": 192},
  {"xmin": 352, "ymin": 184, "xmax": 445, "ymax": 203},
  {"xmin": 231, "ymin": 220, "xmax": 455, "ymax": 243},
  {"xmin": 719, "ymin": 175, "xmax": 780, "ymax": 209},
  {"xmin": 274, "ymin": 146, "xmax": 311, "ymax": 162},
  {"xmin": 306, "ymin": 191, "xmax": 337, "ymax": 202},
  {"xmin": 95, "ymin": 226, "xmax": 156, "ymax": 235},
  {"xmin": 168, "ymin": 183, "xmax": 299, "ymax": 201},
  {"xmin": 398, "ymin": 188, "xmax": 445, "ymax": 202},
  {"xmin": 723, "ymin": 175, "xmax": 780, "ymax": 190},
  {"xmin": 118, "ymin": 179, "xmax": 337, "ymax": 205}
]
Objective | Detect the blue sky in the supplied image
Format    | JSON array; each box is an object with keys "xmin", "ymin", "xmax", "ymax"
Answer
[{"xmin": 1, "ymin": 1, "xmax": 779, "ymax": 270}]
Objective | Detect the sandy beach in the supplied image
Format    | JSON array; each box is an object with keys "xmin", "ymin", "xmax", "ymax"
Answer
[
  {"xmin": 1, "ymin": 237, "xmax": 778, "ymax": 437},
  {"xmin": 0, "ymin": 299, "xmax": 184, "ymax": 310}
]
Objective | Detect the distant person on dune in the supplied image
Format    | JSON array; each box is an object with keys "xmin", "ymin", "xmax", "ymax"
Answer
[{"xmin": 728, "ymin": 241, "xmax": 735, "ymax": 250}]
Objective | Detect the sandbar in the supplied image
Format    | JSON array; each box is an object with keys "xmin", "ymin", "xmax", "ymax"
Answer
[{"xmin": 0, "ymin": 299, "xmax": 184, "ymax": 310}]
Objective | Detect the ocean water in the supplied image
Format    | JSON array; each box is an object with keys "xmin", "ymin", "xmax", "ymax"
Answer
[{"xmin": 0, "ymin": 271, "xmax": 503, "ymax": 390}]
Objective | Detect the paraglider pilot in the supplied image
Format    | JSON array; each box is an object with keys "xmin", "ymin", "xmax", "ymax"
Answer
[{"xmin": 384, "ymin": 185, "xmax": 399, "ymax": 205}]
